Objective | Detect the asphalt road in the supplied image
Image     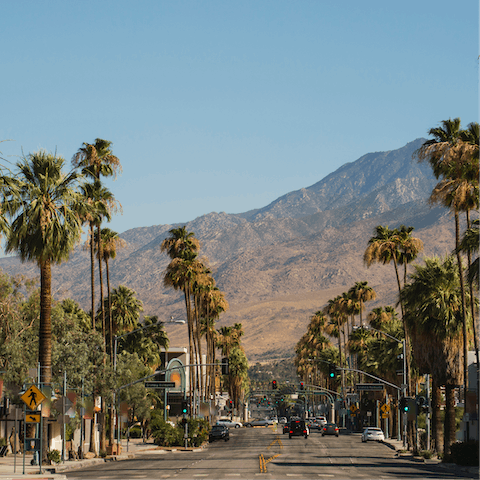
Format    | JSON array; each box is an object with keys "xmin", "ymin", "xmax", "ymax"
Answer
[{"xmin": 65, "ymin": 427, "xmax": 477, "ymax": 479}]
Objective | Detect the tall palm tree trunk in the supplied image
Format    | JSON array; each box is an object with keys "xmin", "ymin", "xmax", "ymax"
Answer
[
  {"xmin": 444, "ymin": 384, "xmax": 456, "ymax": 456},
  {"xmin": 454, "ymin": 212, "xmax": 469, "ymax": 422},
  {"xmin": 431, "ymin": 378, "xmax": 443, "ymax": 453},
  {"xmin": 40, "ymin": 259, "xmax": 52, "ymax": 464},
  {"xmin": 106, "ymin": 258, "xmax": 113, "ymax": 360},
  {"xmin": 39, "ymin": 259, "xmax": 52, "ymax": 385},
  {"xmin": 90, "ymin": 225, "xmax": 95, "ymax": 330},
  {"xmin": 97, "ymin": 225, "xmax": 106, "ymax": 355},
  {"xmin": 184, "ymin": 286, "xmax": 195, "ymax": 413}
]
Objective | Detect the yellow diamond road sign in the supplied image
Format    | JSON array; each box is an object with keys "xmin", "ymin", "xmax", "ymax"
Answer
[
  {"xmin": 350, "ymin": 405, "xmax": 358, "ymax": 413},
  {"xmin": 380, "ymin": 403, "xmax": 390, "ymax": 414},
  {"xmin": 21, "ymin": 385, "xmax": 46, "ymax": 410}
]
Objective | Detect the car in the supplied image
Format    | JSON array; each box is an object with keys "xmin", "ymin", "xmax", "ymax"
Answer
[
  {"xmin": 316, "ymin": 416, "xmax": 327, "ymax": 427},
  {"xmin": 209, "ymin": 425, "xmax": 229, "ymax": 442},
  {"xmin": 321, "ymin": 423, "xmax": 339, "ymax": 436},
  {"xmin": 278, "ymin": 417, "xmax": 287, "ymax": 424},
  {"xmin": 282, "ymin": 422, "xmax": 290, "ymax": 434},
  {"xmin": 216, "ymin": 418, "xmax": 243, "ymax": 428},
  {"xmin": 288, "ymin": 419, "xmax": 309, "ymax": 438},
  {"xmin": 245, "ymin": 418, "xmax": 270, "ymax": 427},
  {"xmin": 361, "ymin": 427, "xmax": 385, "ymax": 442}
]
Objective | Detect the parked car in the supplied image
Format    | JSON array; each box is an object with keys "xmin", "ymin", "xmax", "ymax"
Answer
[
  {"xmin": 283, "ymin": 422, "xmax": 290, "ymax": 434},
  {"xmin": 361, "ymin": 427, "xmax": 385, "ymax": 442},
  {"xmin": 216, "ymin": 418, "xmax": 243, "ymax": 428},
  {"xmin": 209, "ymin": 425, "xmax": 229, "ymax": 442},
  {"xmin": 288, "ymin": 419, "xmax": 309, "ymax": 438},
  {"xmin": 321, "ymin": 423, "xmax": 339, "ymax": 436},
  {"xmin": 278, "ymin": 417, "xmax": 288, "ymax": 424},
  {"xmin": 245, "ymin": 418, "xmax": 270, "ymax": 427}
]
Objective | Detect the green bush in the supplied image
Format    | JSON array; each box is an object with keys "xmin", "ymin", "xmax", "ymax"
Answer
[
  {"xmin": 150, "ymin": 411, "xmax": 210, "ymax": 447},
  {"xmin": 445, "ymin": 441, "xmax": 479, "ymax": 466},
  {"xmin": 185, "ymin": 418, "xmax": 209, "ymax": 447},
  {"xmin": 129, "ymin": 426, "xmax": 142, "ymax": 438},
  {"xmin": 0, "ymin": 437, "xmax": 7, "ymax": 447},
  {"xmin": 47, "ymin": 449, "xmax": 61, "ymax": 464}
]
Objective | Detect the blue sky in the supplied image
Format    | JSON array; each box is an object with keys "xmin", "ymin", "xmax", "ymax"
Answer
[{"xmin": 1, "ymin": 0, "xmax": 478, "ymax": 235}]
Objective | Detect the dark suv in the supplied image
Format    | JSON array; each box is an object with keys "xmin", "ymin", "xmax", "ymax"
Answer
[
  {"xmin": 288, "ymin": 419, "xmax": 308, "ymax": 438},
  {"xmin": 209, "ymin": 425, "xmax": 229, "ymax": 442}
]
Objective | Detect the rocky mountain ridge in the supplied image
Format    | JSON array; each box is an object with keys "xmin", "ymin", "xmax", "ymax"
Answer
[{"xmin": 0, "ymin": 138, "xmax": 457, "ymax": 361}]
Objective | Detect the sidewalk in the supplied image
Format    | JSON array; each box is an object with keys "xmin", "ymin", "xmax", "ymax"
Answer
[
  {"xmin": 382, "ymin": 436, "xmax": 479, "ymax": 477},
  {"xmin": 0, "ymin": 439, "xmax": 165, "ymax": 479}
]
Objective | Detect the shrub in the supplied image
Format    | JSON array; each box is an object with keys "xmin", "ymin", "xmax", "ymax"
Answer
[
  {"xmin": 129, "ymin": 426, "xmax": 142, "ymax": 438},
  {"xmin": 47, "ymin": 449, "xmax": 61, "ymax": 464},
  {"xmin": 150, "ymin": 416, "xmax": 182, "ymax": 447},
  {"xmin": 420, "ymin": 450, "xmax": 433, "ymax": 459},
  {"xmin": 446, "ymin": 441, "xmax": 479, "ymax": 466},
  {"xmin": 0, "ymin": 437, "xmax": 7, "ymax": 447},
  {"xmin": 99, "ymin": 450, "xmax": 107, "ymax": 458}
]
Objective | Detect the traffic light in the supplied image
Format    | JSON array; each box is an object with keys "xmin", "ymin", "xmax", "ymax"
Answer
[
  {"xmin": 300, "ymin": 382, "xmax": 304, "ymax": 390},
  {"xmin": 416, "ymin": 396, "xmax": 428, "ymax": 414},
  {"xmin": 328, "ymin": 364, "xmax": 336, "ymax": 378},
  {"xmin": 221, "ymin": 357, "xmax": 229, "ymax": 375},
  {"xmin": 272, "ymin": 380, "xmax": 277, "ymax": 390},
  {"xmin": 399, "ymin": 397, "xmax": 408, "ymax": 413},
  {"xmin": 181, "ymin": 400, "xmax": 188, "ymax": 415},
  {"xmin": 228, "ymin": 400, "xmax": 233, "ymax": 412}
]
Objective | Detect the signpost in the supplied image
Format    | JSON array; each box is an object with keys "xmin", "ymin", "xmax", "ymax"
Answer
[{"xmin": 20, "ymin": 385, "xmax": 47, "ymax": 475}]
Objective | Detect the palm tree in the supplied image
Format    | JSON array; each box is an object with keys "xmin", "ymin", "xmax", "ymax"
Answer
[
  {"xmin": 416, "ymin": 118, "xmax": 479, "ymax": 421},
  {"xmin": 400, "ymin": 256, "xmax": 467, "ymax": 455},
  {"xmin": 396, "ymin": 225, "xmax": 424, "ymax": 285},
  {"xmin": 161, "ymin": 228, "xmax": 203, "ymax": 409},
  {"xmin": 348, "ymin": 281, "xmax": 376, "ymax": 327},
  {"xmin": 96, "ymin": 228, "xmax": 126, "ymax": 359},
  {"xmin": 72, "ymin": 138, "xmax": 122, "ymax": 180},
  {"xmin": 364, "ymin": 225, "xmax": 414, "ymax": 393},
  {"xmin": 367, "ymin": 306, "xmax": 397, "ymax": 330},
  {"xmin": 1, "ymin": 151, "xmax": 83, "ymax": 385},
  {"xmin": 364, "ymin": 226, "xmax": 403, "ymax": 311},
  {"xmin": 73, "ymin": 139, "xmax": 122, "ymax": 334},
  {"xmin": 107, "ymin": 285, "xmax": 144, "ymax": 336},
  {"xmin": 323, "ymin": 296, "xmax": 347, "ymax": 394}
]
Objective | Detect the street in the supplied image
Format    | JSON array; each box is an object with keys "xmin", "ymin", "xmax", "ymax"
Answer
[{"xmin": 64, "ymin": 426, "xmax": 476, "ymax": 479}]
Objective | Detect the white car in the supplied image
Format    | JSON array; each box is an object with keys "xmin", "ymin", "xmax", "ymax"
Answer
[
  {"xmin": 216, "ymin": 418, "xmax": 243, "ymax": 428},
  {"xmin": 361, "ymin": 427, "xmax": 385, "ymax": 442}
]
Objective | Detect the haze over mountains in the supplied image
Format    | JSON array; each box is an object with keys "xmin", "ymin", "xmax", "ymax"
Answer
[{"xmin": 0, "ymin": 138, "xmax": 458, "ymax": 362}]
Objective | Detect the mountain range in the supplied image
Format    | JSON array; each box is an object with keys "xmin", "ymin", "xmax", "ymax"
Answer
[{"xmin": 0, "ymin": 138, "xmax": 460, "ymax": 362}]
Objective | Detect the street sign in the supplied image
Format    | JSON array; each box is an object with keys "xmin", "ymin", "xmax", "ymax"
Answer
[
  {"xmin": 382, "ymin": 413, "xmax": 389, "ymax": 419},
  {"xmin": 380, "ymin": 403, "xmax": 391, "ymax": 414},
  {"xmin": 25, "ymin": 412, "xmax": 41, "ymax": 423},
  {"xmin": 350, "ymin": 405, "xmax": 358, "ymax": 413},
  {"xmin": 145, "ymin": 381, "xmax": 176, "ymax": 389},
  {"xmin": 21, "ymin": 385, "xmax": 46, "ymax": 410},
  {"xmin": 355, "ymin": 383, "xmax": 384, "ymax": 391}
]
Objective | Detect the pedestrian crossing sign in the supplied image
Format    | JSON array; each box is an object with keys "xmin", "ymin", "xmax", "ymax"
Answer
[{"xmin": 21, "ymin": 385, "xmax": 46, "ymax": 410}]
